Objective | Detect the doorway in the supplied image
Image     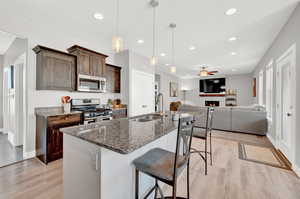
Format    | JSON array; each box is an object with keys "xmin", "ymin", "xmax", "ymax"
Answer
[
  {"xmin": 0, "ymin": 30, "xmax": 27, "ymax": 167},
  {"xmin": 276, "ymin": 44, "xmax": 296, "ymax": 164},
  {"xmin": 131, "ymin": 69, "xmax": 155, "ymax": 116}
]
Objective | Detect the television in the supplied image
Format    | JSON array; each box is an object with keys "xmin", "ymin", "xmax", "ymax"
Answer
[{"xmin": 200, "ymin": 78, "xmax": 226, "ymax": 93}]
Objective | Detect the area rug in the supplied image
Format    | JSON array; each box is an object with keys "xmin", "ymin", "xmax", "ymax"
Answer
[{"xmin": 238, "ymin": 143, "xmax": 290, "ymax": 170}]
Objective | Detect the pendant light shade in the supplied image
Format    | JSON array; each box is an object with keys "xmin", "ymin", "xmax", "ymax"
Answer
[
  {"xmin": 169, "ymin": 23, "xmax": 176, "ymax": 73},
  {"xmin": 199, "ymin": 67, "xmax": 209, "ymax": 76},
  {"xmin": 112, "ymin": 36, "xmax": 123, "ymax": 53},
  {"xmin": 170, "ymin": 66, "xmax": 176, "ymax": 73},
  {"xmin": 112, "ymin": 0, "xmax": 123, "ymax": 53},
  {"xmin": 150, "ymin": 0, "xmax": 159, "ymax": 65},
  {"xmin": 150, "ymin": 56, "xmax": 157, "ymax": 65}
]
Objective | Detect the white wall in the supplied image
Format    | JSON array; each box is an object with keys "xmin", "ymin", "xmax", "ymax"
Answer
[
  {"xmin": 180, "ymin": 74, "xmax": 254, "ymax": 107},
  {"xmin": 155, "ymin": 69, "xmax": 182, "ymax": 111},
  {"xmin": 226, "ymin": 75, "xmax": 254, "ymax": 106},
  {"xmin": 253, "ymin": 3, "xmax": 300, "ymax": 171},
  {"xmin": 0, "ymin": 55, "xmax": 3, "ymax": 128}
]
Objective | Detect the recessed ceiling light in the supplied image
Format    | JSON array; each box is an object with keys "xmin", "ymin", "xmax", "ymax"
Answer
[
  {"xmin": 137, "ymin": 39, "xmax": 144, "ymax": 44},
  {"xmin": 232, "ymin": 69, "xmax": 237, "ymax": 71},
  {"xmin": 94, "ymin": 13, "xmax": 104, "ymax": 20},
  {"xmin": 189, "ymin": 46, "xmax": 196, "ymax": 51},
  {"xmin": 165, "ymin": 63, "xmax": 170, "ymax": 66},
  {"xmin": 231, "ymin": 52, "xmax": 237, "ymax": 55},
  {"xmin": 228, "ymin": 37, "xmax": 237, "ymax": 41},
  {"xmin": 225, "ymin": 8, "xmax": 237, "ymax": 16},
  {"xmin": 160, "ymin": 53, "xmax": 166, "ymax": 57}
]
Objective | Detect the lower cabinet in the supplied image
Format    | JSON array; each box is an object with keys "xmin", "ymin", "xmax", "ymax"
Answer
[
  {"xmin": 36, "ymin": 113, "xmax": 81, "ymax": 164},
  {"xmin": 64, "ymin": 134, "xmax": 101, "ymax": 199}
]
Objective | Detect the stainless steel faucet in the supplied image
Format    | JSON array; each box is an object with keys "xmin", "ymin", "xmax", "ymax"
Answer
[{"xmin": 155, "ymin": 93, "xmax": 164, "ymax": 114}]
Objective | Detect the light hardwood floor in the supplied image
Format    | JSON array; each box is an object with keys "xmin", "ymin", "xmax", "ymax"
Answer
[{"xmin": 0, "ymin": 131, "xmax": 299, "ymax": 199}]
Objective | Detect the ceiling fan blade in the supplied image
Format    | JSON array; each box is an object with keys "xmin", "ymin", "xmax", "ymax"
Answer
[{"xmin": 208, "ymin": 71, "xmax": 218, "ymax": 75}]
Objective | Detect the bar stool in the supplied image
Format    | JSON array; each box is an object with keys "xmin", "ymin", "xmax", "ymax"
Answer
[
  {"xmin": 133, "ymin": 115, "xmax": 195, "ymax": 199},
  {"xmin": 191, "ymin": 107, "xmax": 214, "ymax": 175}
]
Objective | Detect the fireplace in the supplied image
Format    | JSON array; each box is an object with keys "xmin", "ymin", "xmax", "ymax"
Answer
[{"xmin": 205, "ymin": 101, "xmax": 220, "ymax": 107}]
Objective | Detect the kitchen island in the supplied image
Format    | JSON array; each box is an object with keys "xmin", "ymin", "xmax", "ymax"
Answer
[{"xmin": 61, "ymin": 112, "xmax": 181, "ymax": 199}]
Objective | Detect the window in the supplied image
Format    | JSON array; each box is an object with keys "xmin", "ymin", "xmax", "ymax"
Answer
[
  {"xmin": 258, "ymin": 70, "xmax": 264, "ymax": 105},
  {"xmin": 265, "ymin": 61, "xmax": 274, "ymax": 119}
]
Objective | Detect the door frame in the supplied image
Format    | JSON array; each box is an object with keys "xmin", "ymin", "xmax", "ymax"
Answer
[{"xmin": 275, "ymin": 44, "xmax": 296, "ymax": 164}]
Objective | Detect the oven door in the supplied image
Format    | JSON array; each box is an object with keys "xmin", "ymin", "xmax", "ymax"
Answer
[{"xmin": 77, "ymin": 74, "xmax": 106, "ymax": 93}]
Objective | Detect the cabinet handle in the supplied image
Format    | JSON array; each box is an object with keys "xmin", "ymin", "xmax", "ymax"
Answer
[{"xmin": 95, "ymin": 152, "xmax": 99, "ymax": 171}]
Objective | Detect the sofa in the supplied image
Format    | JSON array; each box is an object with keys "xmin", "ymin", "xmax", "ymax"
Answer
[{"xmin": 178, "ymin": 105, "xmax": 268, "ymax": 136}]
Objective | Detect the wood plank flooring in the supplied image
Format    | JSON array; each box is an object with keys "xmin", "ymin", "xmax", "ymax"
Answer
[{"xmin": 0, "ymin": 131, "xmax": 300, "ymax": 199}]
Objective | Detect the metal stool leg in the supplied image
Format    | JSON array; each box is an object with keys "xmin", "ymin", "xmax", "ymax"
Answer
[
  {"xmin": 154, "ymin": 179, "xmax": 158, "ymax": 199},
  {"xmin": 187, "ymin": 161, "xmax": 190, "ymax": 199},
  {"xmin": 136, "ymin": 169, "xmax": 139, "ymax": 199},
  {"xmin": 210, "ymin": 132, "xmax": 212, "ymax": 166},
  {"xmin": 205, "ymin": 138, "xmax": 207, "ymax": 175},
  {"xmin": 172, "ymin": 185, "xmax": 177, "ymax": 199}
]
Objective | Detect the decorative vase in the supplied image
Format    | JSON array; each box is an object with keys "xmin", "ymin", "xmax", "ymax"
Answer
[{"xmin": 63, "ymin": 103, "xmax": 71, "ymax": 113}]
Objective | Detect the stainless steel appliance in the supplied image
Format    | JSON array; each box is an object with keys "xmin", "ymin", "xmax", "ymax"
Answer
[
  {"xmin": 71, "ymin": 99, "xmax": 112, "ymax": 124},
  {"xmin": 77, "ymin": 74, "xmax": 106, "ymax": 93}
]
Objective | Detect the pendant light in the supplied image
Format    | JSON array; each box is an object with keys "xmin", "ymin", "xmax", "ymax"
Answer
[
  {"xmin": 150, "ymin": 0, "xmax": 159, "ymax": 65},
  {"xmin": 169, "ymin": 23, "xmax": 176, "ymax": 73},
  {"xmin": 112, "ymin": 0, "xmax": 123, "ymax": 53}
]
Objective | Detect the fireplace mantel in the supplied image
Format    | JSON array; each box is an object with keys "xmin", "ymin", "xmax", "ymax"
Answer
[{"xmin": 199, "ymin": 94, "xmax": 226, "ymax": 97}]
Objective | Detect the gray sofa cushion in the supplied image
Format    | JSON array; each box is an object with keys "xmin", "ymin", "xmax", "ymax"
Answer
[{"xmin": 178, "ymin": 104, "xmax": 268, "ymax": 135}]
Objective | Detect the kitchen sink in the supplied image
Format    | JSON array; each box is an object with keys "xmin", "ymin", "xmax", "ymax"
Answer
[{"xmin": 132, "ymin": 113, "xmax": 166, "ymax": 122}]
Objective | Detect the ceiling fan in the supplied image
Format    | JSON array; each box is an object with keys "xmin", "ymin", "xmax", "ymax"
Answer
[{"xmin": 199, "ymin": 67, "xmax": 219, "ymax": 76}]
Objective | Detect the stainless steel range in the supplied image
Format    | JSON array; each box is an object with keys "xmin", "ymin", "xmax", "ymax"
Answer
[{"xmin": 71, "ymin": 99, "xmax": 112, "ymax": 124}]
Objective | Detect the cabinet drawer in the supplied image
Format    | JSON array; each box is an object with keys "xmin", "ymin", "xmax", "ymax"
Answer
[{"xmin": 48, "ymin": 114, "xmax": 81, "ymax": 127}]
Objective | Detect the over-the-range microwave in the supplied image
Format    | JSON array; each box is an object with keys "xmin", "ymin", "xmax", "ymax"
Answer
[{"xmin": 77, "ymin": 74, "xmax": 106, "ymax": 93}]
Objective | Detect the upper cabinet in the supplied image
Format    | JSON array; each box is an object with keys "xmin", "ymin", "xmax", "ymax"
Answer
[
  {"xmin": 33, "ymin": 45, "xmax": 76, "ymax": 91},
  {"xmin": 67, "ymin": 45, "xmax": 108, "ymax": 77},
  {"xmin": 106, "ymin": 64, "xmax": 121, "ymax": 93}
]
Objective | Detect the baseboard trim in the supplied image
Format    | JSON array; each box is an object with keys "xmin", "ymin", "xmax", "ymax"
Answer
[
  {"xmin": 267, "ymin": 134, "xmax": 276, "ymax": 148},
  {"xmin": 293, "ymin": 164, "xmax": 300, "ymax": 178},
  {"xmin": 23, "ymin": 150, "xmax": 36, "ymax": 159}
]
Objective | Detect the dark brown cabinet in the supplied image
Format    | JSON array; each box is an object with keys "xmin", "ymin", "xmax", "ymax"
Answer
[
  {"xmin": 106, "ymin": 64, "xmax": 121, "ymax": 93},
  {"xmin": 33, "ymin": 45, "xmax": 76, "ymax": 91},
  {"xmin": 36, "ymin": 113, "xmax": 81, "ymax": 164},
  {"xmin": 67, "ymin": 45, "xmax": 108, "ymax": 77}
]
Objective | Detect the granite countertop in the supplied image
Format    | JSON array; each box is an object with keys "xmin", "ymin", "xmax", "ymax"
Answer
[
  {"xmin": 61, "ymin": 112, "xmax": 181, "ymax": 154},
  {"xmin": 35, "ymin": 107, "xmax": 82, "ymax": 118}
]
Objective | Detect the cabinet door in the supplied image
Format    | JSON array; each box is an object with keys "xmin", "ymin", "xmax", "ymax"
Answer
[
  {"xmin": 64, "ymin": 134, "xmax": 101, "ymax": 199},
  {"xmin": 90, "ymin": 55, "xmax": 102, "ymax": 77},
  {"xmin": 114, "ymin": 68, "xmax": 121, "ymax": 93},
  {"xmin": 47, "ymin": 127, "xmax": 63, "ymax": 162},
  {"xmin": 78, "ymin": 51, "xmax": 91, "ymax": 75},
  {"xmin": 41, "ymin": 52, "xmax": 75, "ymax": 91},
  {"xmin": 105, "ymin": 66, "xmax": 114, "ymax": 92}
]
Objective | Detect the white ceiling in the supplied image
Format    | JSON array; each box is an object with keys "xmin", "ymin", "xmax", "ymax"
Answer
[
  {"xmin": 0, "ymin": 0, "xmax": 299, "ymax": 77},
  {"xmin": 0, "ymin": 30, "xmax": 16, "ymax": 55}
]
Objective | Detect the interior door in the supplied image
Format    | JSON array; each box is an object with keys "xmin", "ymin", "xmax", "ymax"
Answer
[
  {"xmin": 131, "ymin": 70, "xmax": 155, "ymax": 116},
  {"xmin": 276, "ymin": 46, "xmax": 295, "ymax": 162}
]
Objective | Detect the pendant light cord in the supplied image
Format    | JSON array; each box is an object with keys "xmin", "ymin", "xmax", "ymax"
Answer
[
  {"xmin": 152, "ymin": 6, "xmax": 156, "ymax": 58},
  {"xmin": 116, "ymin": 0, "xmax": 119, "ymax": 36},
  {"xmin": 172, "ymin": 26, "xmax": 174, "ymax": 66}
]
